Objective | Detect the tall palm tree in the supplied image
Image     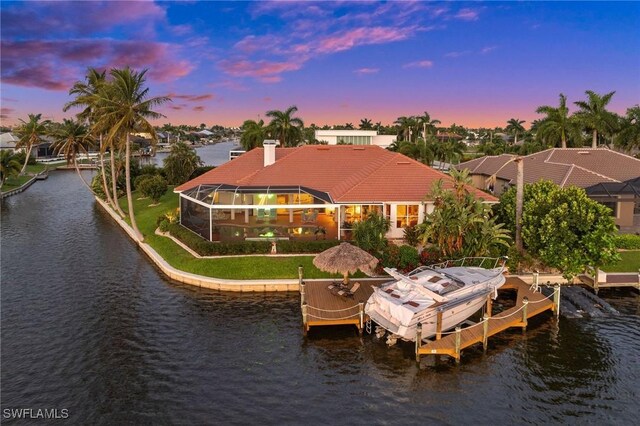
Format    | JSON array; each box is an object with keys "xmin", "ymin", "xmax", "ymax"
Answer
[
  {"xmin": 0, "ymin": 150, "xmax": 21, "ymax": 189},
  {"xmin": 615, "ymin": 105, "xmax": 640, "ymax": 152},
  {"xmin": 535, "ymin": 93, "xmax": 572, "ymax": 148},
  {"xmin": 417, "ymin": 111, "xmax": 441, "ymax": 139},
  {"xmin": 265, "ymin": 105, "xmax": 304, "ymax": 147},
  {"xmin": 50, "ymin": 119, "xmax": 95, "ymax": 192},
  {"xmin": 573, "ymin": 90, "xmax": 617, "ymax": 148},
  {"xmin": 240, "ymin": 119, "xmax": 267, "ymax": 151},
  {"xmin": 394, "ymin": 116, "xmax": 417, "ymax": 142},
  {"xmin": 63, "ymin": 68, "xmax": 122, "ymax": 213},
  {"xmin": 359, "ymin": 118, "xmax": 373, "ymax": 130},
  {"xmin": 14, "ymin": 113, "xmax": 49, "ymax": 175},
  {"xmin": 506, "ymin": 118, "xmax": 526, "ymax": 145},
  {"xmin": 94, "ymin": 67, "xmax": 169, "ymax": 241}
]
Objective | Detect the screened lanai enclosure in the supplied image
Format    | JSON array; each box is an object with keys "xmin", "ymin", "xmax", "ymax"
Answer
[{"xmin": 179, "ymin": 184, "xmax": 382, "ymax": 242}]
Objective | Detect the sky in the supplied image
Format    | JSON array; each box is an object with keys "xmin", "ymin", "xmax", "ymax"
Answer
[{"xmin": 1, "ymin": 1, "xmax": 639, "ymax": 129}]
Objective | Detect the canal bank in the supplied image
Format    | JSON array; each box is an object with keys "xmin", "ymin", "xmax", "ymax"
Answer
[{"xmin": 3, "ymin": 169, "xmax": 639, "ymax": 424}]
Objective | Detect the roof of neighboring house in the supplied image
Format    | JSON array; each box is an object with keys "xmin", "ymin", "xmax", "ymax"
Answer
[
  {"xmin": 586, "ymin": 176, "xmax": 640, "ymax": 198},
  {"xmin": 456, "ymin": 148, "xmax": 640, "ymax": 188},
  {"xmin": 0, "ymin": 132, "xmax": 18, "ymax": 149},
  {"xmin": 176, "ymin": 145, "xmax": 496, "ymax": 203}
]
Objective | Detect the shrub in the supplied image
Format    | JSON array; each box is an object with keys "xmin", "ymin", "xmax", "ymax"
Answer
[
  {"xmin": 133, "ymin": 174, "xmax": 153, "ymax": 190},
  {"xmin": 158, "ymin": 219, "xmax": 170, "ymax": 233},
  {"xmin": 419, "ymin": 246, "xmax": 444, "ymax": 265},
  {"xmin": 397, "ymin": 245, "xmax": 420, "ymax": 272},
  {"xmin": 403, "ymin": 225, "xmax": 420, "ymax": 247},
  {"xmin": 380, "ymin": 244, "xmax": 400, "ymax": 269},
  {"xmin": 138, "ymin": 175, "xmax": 167, "ymax": 203},
  {"xmin": 352, "ymin": 212, "xmax": 390, "ymax": 255},
  {"xmin": 613, "ymin": 234, "xmax": 640, "ymax": 250},
  {"xmin": 166, "ymin": 223, "xmax": 340, "ymax": 255}
]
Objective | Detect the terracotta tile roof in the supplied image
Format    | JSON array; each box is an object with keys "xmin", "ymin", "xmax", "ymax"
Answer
[
  {"xmin": 176, "ymin": 145, "xmax": 496, "ymax": 202},
  {"xmin": 456, "ymin": 148, "xmax": 640, "ymax": 188}
]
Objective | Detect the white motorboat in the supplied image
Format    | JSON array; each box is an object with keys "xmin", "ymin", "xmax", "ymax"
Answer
[{"xmin": 365, "ymin": 257, "xmax": 507, "ymax": 343}]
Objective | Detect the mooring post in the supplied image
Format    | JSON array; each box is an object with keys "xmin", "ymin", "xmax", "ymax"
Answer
[
  {"xmin": 521, "ymin": 297, "xmax": 529, "ymax": 329},
  {"xmin": 553, "ymin": 284, "xmax": 561, "ymax": 317},
  {"xmin": 298, "ymin": 265, "xmax": 304, "ymax": 286},
  {"xmin": 302, "ymin": 302, "xmax": 308, "ymax": 336},
  {"xmin": 415, "ymin": 322, "xmax": 422, "ymax": 362},
  {"xmin": 594, "ymin": 267, "xmax": 600, "ymax": 295},
  {"xmin": 358, "ymin": 302, "xmax": 364, "ymax": 336},
  {"xmin": 454, "ymin": 326, "xmax": 462, "ymax": 363},
  {"xmin": 533, "ymin": 271, "xmax": 539, "ymax": 291},
  {"xmin": 300, "ymin": 281, "xmax": 306, "ymax": 307},
  {"xmin": 482, "ymin": 313, "xmax": 490, "ymax": 351},
  {"xmin": 486, "ymin": 295, "xmax": 493, "ymax": 318},
  {"xmin": 436, "ymin": 310, "xmax": 443, "ymax": 340}
]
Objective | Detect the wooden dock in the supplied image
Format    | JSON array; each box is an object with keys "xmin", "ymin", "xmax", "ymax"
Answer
[
  {"xmin": 579, "ymin": 272, "xmax": 640, "ymax": 293},
  {"xmin": 416, "ymin": 278, "xmax": 559, "ymax": 362},
  {"xmin": 299, "ymin": 278, "xmax": 388, "ymax": 335}
]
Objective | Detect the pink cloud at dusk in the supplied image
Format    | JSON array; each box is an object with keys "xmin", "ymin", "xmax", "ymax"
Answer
[
  {"xmin": 403, "ymin": 60, "xmax": 434, "ymax": 69},
  {"xmin": 1, "ymin": 1, "xmax": 165, "ymax": 38},
  {"xmin": 192, "ymin": 106, "xmax": 205, "ymax": 112},
  {"xmin": 1, "ymin": 107, "xmax": 15, "ymax": 120},
  {"xmin": 353, "ymin": 68, "xmax": 379, "ymax": 75},
  {"xmin": 316, "ymin": 26, "xmax": 414, "ymax": 53},
  {"xmin": 168, "ymin": 94, "xmax": 215, "ymax": 102},
  {"xmin": 1, "ymin": 39, "xmax": 193, "ymax": 90},
  {"xmin": 454, "ymin": 8, "xmax": 481, "ymax": 21},
  {"xmin": 218, "ymin": 59, "xmax": 302, "ymax": 83}
]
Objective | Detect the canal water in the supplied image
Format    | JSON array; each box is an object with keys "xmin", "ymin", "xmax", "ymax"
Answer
[{"xmin": 2, "ymin": 171, "xmax": 639, "ymax": 425}]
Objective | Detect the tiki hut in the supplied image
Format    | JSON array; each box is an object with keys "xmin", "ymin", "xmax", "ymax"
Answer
[{"xmin": 313, "ymin": 242, "xmax": 379, "ymax": 284}]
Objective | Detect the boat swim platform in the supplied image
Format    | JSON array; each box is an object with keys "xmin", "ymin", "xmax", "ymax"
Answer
[
  {"xmin": 416, "ymin": 277, "xmax": 559, "ymax": 363},
  {"xmin": 299, "ymin": 279, "xmax": 389, "ymax": 335}
]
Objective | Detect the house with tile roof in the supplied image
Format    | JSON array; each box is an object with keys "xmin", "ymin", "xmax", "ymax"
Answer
[
  {"xmin": 174, "ymin": 142, "xmax": 496, "ymax": 242},
  {"xmin": 456, "ymin": 148, "xmax": 640, "ymax": 231}
]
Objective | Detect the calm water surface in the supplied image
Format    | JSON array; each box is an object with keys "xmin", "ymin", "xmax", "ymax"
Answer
[
  {"xmin": 1, "ymin": 171, "xmax": 639, "ymax": 425},
  {"xmin": 151, "ymin": 141, "xmax": 239, "ymax": 167}
]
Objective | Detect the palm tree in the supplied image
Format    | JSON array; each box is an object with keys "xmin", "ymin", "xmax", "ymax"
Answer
[
  {"xmin": 14, "ymin": 113, "xmax": 49, "ymax": 175},
  {"xmin": 417, "ymin": 111, "xmax": 441, "ymax": 139},
  {"xmin": 50, "ymin": 119, "xmax": 95, "ymax": 191},
  {"xmin": 240, "ymin": 119, "xmax": 267, "ymax": 151},
  {"xmin": 0, "ymin": 150, "xmax": 21, "ymax": 189},
  {"xmin": 359, "ymin": 118, "xmax": 373, "ymax": 130},
  {"xmin": 506, "ymin": 118, "xmax": 526, "ymax": 145},
  {"xmin": 63, "ymin": 68, "xmax": 122, "ymax": 213},
  {"xmin": 615, "ymin": 105, "xmax": 640, "ymax": 152},
  {"xmin": 573, "ymin": 90, "xmax": 617, "ymax": 148},
  {"xmin": 535, "ymin": 93, "xmax": 573, "ymax": 148},
  {"xmin": 94, "ymin": 67, "xmax": 169, "ymax": 241},
  {"xmin": 394, "ymin": 116, "xmax": 417, "ymax": 142},
  {"xmin": 265, "ymin": 105, "xmax": 304, "ymax": 147}
]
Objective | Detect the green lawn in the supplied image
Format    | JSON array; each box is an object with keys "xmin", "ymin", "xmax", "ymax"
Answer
[
  {"xmin": 117, "ymin": 188, "xmax": 339, "ymax": 280},
  {"xmin": 602, "ymin": 250, "xmax": 640, "ymax": 273},
  {"xmin": 2, "ymin": 163, "xmax": 48, "ymax": 192}
]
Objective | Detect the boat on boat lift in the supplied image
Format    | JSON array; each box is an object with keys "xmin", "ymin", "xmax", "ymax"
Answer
[{"xmin": 365, "ymin": 257, "xmax": 507, "ymax": 345}]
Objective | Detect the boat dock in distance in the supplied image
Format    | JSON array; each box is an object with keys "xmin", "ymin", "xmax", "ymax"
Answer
[{"xmin": 299, "ymin": 274, "xmax": 560, "ymax": 363}]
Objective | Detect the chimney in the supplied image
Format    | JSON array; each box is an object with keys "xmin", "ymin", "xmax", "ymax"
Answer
[{"xmin": 263, "ymin": 139, "xmax": 277, "ymax": 167}]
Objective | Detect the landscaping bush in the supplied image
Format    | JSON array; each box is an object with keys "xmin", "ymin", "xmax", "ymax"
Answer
[
  {"xmin": 138, "ymin": 175, "xmax": 168, "ymax": 203},
  {"xmin": 158, "ymin": 219, "xmax": 170, "ymax": 233},
  {"xmin": 419, "ymin": 246, "xmax": 445, "ymax": 265},
  {"xmin": 352, "ymin": 212, "xmax": 390, "ymax": 255},
  {"xmin": 403, "ymin": 225, "xmax": 420, "ymax": 247},
  {"xmin": 166, "ymin": 223, "xmax": 340, "ymax": 256},
  {"xmin": 133, "ymin": 174, "xmax": 153, "ymax": 190},
  {"xmin": 613, "ymin": 234, "xmax": 640, "ymax": 250},
  {"xmin": 380, "ymin": 244, "xmax": 400, "ymax": 269},
  {"xmin": 397, "ymin": 245, "xmax": 420, "ymax": 272}
]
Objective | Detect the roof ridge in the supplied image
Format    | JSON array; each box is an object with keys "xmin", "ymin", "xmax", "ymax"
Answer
[
  {"xmin": 330, "ymin": 148, "xmax": 397, "ymax": 199},
  {"xmin": 542, "ymin": 151, "xmax": 623, "ymax": 183},
  {"xmin": 335, "ymin": 153, "xmax": 401, "ymax": 201}
]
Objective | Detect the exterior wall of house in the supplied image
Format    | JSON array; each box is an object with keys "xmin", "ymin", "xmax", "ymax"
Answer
[
  {"xmin": 617, "ymin": 199, "xmax": 635, "ymax": 228},
  {"xmin": 314, "ymin": 130, "xmax": 395, "ymax": 148}
]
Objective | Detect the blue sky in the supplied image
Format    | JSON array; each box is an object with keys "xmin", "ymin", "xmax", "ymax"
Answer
[{"xmin": 1, "ymin": 1, "xmax": 639, "ymax": 128}]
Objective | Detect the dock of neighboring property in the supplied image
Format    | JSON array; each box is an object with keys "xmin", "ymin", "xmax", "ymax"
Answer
[
  {"xmin": 579, "ymin": 271, "xmax": 640, "ymax": 293},
  {"xmin": 415, "ymin": 278, "xmax": 559, "ymax": 362}
]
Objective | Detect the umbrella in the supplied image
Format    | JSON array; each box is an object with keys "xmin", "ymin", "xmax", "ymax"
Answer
[{"xmin": 313, "ymin": 242, "xmax": 379, "ymax": 285}]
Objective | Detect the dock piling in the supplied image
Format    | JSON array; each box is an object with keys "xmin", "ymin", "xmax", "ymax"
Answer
[
  {"xmin": 454, "ymin": 326, "xmax": 462, "ymax": 363},
  {"xmin": 415, "ymin": 323, "xmax": 422, "ymax": 362},
  {"xmin": 358, "ymin": 302, "xmax": 364, "ymax": 336},
  {"xmin": 436, "ymin": 311, "xmax": 443, "ymax": 340},
  {"xmin": 553, "ymin": 284, "xmax": 561, "ymax": 317},
  {"xmin": 302, "ymin": 302, "xmax": 308, "ymax": 336},
  {"xmin": 482, "ymin": 314, "xmax": 490, "ymax": 351},
  {"xmin": 521, "ymin": 297, "xmax": 529, "ymax": 329}
]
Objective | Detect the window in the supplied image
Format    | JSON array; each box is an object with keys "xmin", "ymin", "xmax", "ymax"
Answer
[
  {"xmin": 337, "ymin": 135, "xmax": 372, "ymax": 145},
  {"xmin": 396, "ymin": 205, "xmax": 419, "ymax": 228}
]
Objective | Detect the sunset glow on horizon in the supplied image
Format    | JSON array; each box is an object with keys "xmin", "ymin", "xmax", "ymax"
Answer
[{"xmin": 1, "ymin": 1, "xmax": 639, "ymax": 129}]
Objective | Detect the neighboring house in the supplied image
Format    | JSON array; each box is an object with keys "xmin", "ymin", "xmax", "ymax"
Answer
[
  {"xmin": 175, "ymin": 143, "xmax": 496, "ymax": 242},
  {"xmin": 0, "ymin": 132, "xmax": 18, "ymax": 153},
  {"xmin": 315, "ymin": 130, "xmax": 396, "ymax": 148},
  {"xmin": 456, "ymin": 148, "xmax": 640, "ymax": 231}
]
